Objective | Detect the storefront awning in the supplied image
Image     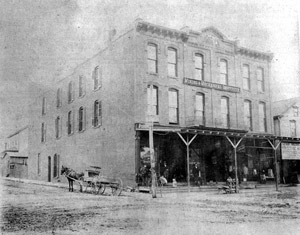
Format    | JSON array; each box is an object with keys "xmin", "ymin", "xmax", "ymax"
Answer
[{"xmin": 135, "ymin": 123, "xmax": 300, "ymax": 142}]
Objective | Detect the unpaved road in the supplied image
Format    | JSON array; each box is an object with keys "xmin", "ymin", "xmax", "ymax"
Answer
[{"xmin": 1, "ymin": 179, "xmax": 300, "ymax": 235}]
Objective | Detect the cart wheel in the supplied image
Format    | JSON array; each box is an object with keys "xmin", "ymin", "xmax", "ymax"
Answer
[
  {"xmin": 96, "ymin": 183, "xmax": 106, "ymax": 195},
  {"xmin": 111, "ymin": 178, "xmax": 123, "ymax": 196}
]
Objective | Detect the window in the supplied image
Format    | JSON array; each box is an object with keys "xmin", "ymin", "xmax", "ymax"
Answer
[
  {"xmin": 68, "ymin": 81, "xmax": 74, "ymax": 103},
  {"xmin": 93, "ymin": 100, "xmax": 102, "ymax": 127},
  {"xmin": 221, "ymin": 97, "xmax": 229, "ymax": 128},
  {"xmin": 244, "ymin": 100, "xmax": 252, "ymax": 131},
  {"xmin": 259, "ymin": 102, "xmax": 267, "ymax": 132},
  {"xmin": 53, "ymin": 154, "xmax": 60, "ymax": 178},
  {"xmin": 147, "ymin": 85, "xmax": 158, "ymax": 116},
  {"xmin": 195, "ymin": 93, "xmax": 205, "ymax": 125},
  {"xmin": 55, "ymin": 116, "xmax": 62, "ymax": 138},
  {"xmin": 67, "ymin": 111, "xmax": 74, "ymax": 135},
  {"xmin": 194, "ymin": 53, "xmax": 204, "ymax": 81},
  {"xmin": 147, "ymin": 43, "xmax": 158, "ymax": 73},
  {"xmin": 42, "ymin": 97, "xmax": 46, "ymax": 115},
  {"xmin": 79, "ymin": 75, "xmax": 86, "ymax": 97},
  {"xmin": 220, "ymin": 59, "xmax": 228, "ymax": 85},
  {"xmin": 257, "ymin": 67, "xmax": 265, "ymax": 92},
  {"xmin": 293, "ymin": 106, "xmax": 299, "ymax": 117},
  {"xmin": 56, "ymin": 88, "xmax": 62, "ymax": 108},
  {"xmin": 168, "ymin": 89, "xmax": 179, "ymax": 124},
  {"xmin": 290, "ymin": 120, "xmax": 296, "ymax": 137},
  {"xmin": 93, "ymin": 66, "xmax": 102, "ymax": 90},
  {"xmin": 78, "ymin": 106, "xmax": 86, "ymax": 132},
  {"xmin": 243, "ymin": 64, "xmax": 250, "ymax": 90},
  {"xmin": 41, "ymin": 122, "xmax": 46, "ymax": 142},
  {"xmin": 37, "ymin": 153, "xmax": 41, "ymax": 176},
  {"xmin": 168, "ymin": 47, "xmax": 177, "ymax": 77}
]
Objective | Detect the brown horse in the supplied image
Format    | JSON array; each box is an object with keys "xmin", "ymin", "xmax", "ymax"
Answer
[{"xmin": 61, "ymin": 165, "xmax": 84, "ymax": 192}]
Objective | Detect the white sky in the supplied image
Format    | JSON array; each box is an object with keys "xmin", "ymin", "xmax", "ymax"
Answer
[{"xmin": 0, "ymin": 0, "xmax": 299, "ymax": 148}]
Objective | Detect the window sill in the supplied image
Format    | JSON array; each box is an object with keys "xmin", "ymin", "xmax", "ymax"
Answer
[
  {"xmin": 78, "ymin": 94, "xmax": 86, "ymax": 99},
  {"xmin": 93, "ymin": 87, "xmax": 101, "ymax": 92},
  {"xmin": 55, "ymin": 136, "xmax": 62, "ymax": 140},
  {"xmin": 68, "ymin": 132, "xmax": 74, "ymax": 137},
  {"xmin": 68, "ymin": 100, "xmax": 74, "ymax": 104},
  {"xmin": 168, "ymin": 76, "xmax": 179, "ymax": 80},
  {"xmin": 147, "ymin": 72, "xmax": 158, "ymax": 76},
  {"xmin": 78, "ymin": 129, "xmax": 86, "ymax": 133},
  {"xmin": 93, "ymin": 125, "xmax": 102, "ymax": 129}
]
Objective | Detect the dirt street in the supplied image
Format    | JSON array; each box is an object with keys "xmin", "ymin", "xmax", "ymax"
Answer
[{"xmin": 1, "ymin": 179, "xmax": 300, "ymax": 235}]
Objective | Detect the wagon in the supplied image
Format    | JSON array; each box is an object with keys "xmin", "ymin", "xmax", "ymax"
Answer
[{"xmin": 81, "ymin": 166, "xmax": 123, "ymax": 196}]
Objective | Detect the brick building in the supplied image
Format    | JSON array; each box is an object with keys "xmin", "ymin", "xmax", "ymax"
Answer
[{"xmin": 27, "ymin": 20, "xmax": 288, "ymax": 187}]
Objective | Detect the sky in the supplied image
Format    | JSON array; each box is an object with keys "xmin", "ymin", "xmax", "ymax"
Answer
[{"xmin": 0, "ymin": 0, "xmax": 299, "ymax": 149}]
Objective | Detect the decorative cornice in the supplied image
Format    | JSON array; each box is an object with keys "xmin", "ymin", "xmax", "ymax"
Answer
[
  {"xmin": 236, "ymin": 47, "xmax": 273, "ymax": 61},
  {"xmin": 136, "ymin": 21, "xmax": 189, "ymax": 42}
]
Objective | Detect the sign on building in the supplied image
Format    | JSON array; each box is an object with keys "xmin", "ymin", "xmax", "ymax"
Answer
[{"xmin": 281, "ymin": 143, "xmax": 300, "ymax": 160}]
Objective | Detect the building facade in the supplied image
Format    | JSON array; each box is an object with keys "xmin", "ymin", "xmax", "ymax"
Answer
[
  {"xmin": 28, "ymin": 20, "xmax": 275, "ymax": 186},
  {"xmin": 273, "ymin": 98, "xmax": 300, "ymax": 183},
  {"xmin": 1, "ymin": 126, "xmax": 29, "ymax": 178}
]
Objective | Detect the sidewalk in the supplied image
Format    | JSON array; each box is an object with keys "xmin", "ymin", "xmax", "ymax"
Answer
[{"xmin": 1, "ymin": 177, "xmax": 70, "ymax": 189}]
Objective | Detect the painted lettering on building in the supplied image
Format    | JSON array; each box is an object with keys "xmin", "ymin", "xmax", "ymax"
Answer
[
  {"xmin": 183, "ymin": 78, "xmax": 240, "ymax": 93},
  {"xmin": 282, "ymin": 143, "xmax": 300, "ymax": 160}
]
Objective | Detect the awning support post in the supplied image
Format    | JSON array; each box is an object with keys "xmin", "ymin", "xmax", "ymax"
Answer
[
  {"xmin": 177, "ymin": 133, "xmax": 198, "ymax": 193},
  {"xmin": 225, "ymin": 136, "xmax": 244, "ymax": 193},
  {"xmin": 267, "ymin": 139, "xmax": 281, "ymax": 192}
]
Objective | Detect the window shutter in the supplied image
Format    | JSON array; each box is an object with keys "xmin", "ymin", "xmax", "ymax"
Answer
[
  {"xmin": 99, "ymin": 101, "xmax": 102, "ymax": 126},
  {"xmin": 72, "ymin": 110, "xmax": 75, "ymax": 134}
]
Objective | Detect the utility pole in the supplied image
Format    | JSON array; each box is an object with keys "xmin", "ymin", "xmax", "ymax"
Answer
[{"xmin": 148, "ymin": 84, "xmax": 156, "ymax": 198}]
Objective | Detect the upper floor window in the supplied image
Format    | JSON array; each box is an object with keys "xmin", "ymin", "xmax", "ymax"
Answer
[
  {"xmin": 293, "ymin": 106, "xmax": 299, "ymax": 117},
  {"xmin": 41, "ymin": 122, "xmax": 46, "ymax": 143},
  {"xmin": 93, "ymin": 66, "xmax": 102, "ymax": 90},
  {"xmin": 56, "ymin": 88, "xmax": 62, "ymax": 108},
  {"xmin": 42, "ymin": 97, "xmax": 46, "ymax": 115},
  {"xmin": 290, "ymin": 120, "xmax": 297, "ymax": 137},
  {"xmin": 168, "ymin": 89, "xmax": 179, "ymax": 124},
  {"xmin": 257, "ymin": 67, "xmax": 265, "ymax": 92},
  {"xmin": 194, "ymin": 53, "xmax": 204, "ymax": 81},
  {"xmin": 78, "ymin": 106, "xmax": 86, "ymax": 132},
  {"xmin": 79, "ymin": 75, "xmax": 86, "ymax": 97},
  {"xmin": 259, "ymin": 102, "xmax": 267, "ymax": 132},
  {"xmin": 220, "ymin": 59, "xmax": 228, "ymax": 85},
  {"xmin": 243, "ymin": 64, "xmax": 250, "ymax": 90},
  {"xmin": 221, "ymin": 97, "xmax": 229, "ymax": 128},
  {"xmin": 147, "ymin": 85, "xmax": 159, "ymax": 117},
  {"xmin": 55, "ymin": 116, "xmax": 62, "ymax": 139},
  {"xmin": 67, "ymin": 111, "xmax": 74, "ymax": 135},
  {"xmin": 244, "ymin": 100, "xmax": 252, "ymax": 131},
  {"xmin": 167, "ymin": 47, "xmax": 177, "ymax": 77},
  {"xmin": 195, "ymin": 93, "xmax": 205, "ymax": 125},
  {"xmin": 68, "ymin": 81, "xmax": 74, "ymax": 103},
  {"xmin": 93, "ymin": 100, "xmax": 102, "ymax": 127},
  {"xmin": 147, "ymin": 43, "xmax": 158, "ymax": 74},
  {"xmin": 53, "ymin": 154, "xmax": 60, "ymax": 178},
  {"xmin": 37, "ymin": 153, "xmax": 41, "ymax": 176}
]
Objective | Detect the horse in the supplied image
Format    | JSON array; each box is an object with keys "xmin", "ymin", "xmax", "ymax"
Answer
[{"xmin": 61, "ymin": 165, "xmax": 84, "ymax": 192}]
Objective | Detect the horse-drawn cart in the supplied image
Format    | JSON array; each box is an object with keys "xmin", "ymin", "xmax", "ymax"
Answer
[{"xmin": 61, "ymin": 165, "xmax": 123, "ymax": 196}]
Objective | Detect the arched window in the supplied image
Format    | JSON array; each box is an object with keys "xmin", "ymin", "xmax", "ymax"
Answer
[
  {"xmin": 194, "ymin": 53, "xmax": 204, "ymax": 81},
  {"xmin": 55, "ymin": 116, "xmax": 62, "ymax": 138},
  {"xmin": 41, "ymin": 122, "xmax": 46, "ymax": 142},
  {"xmin": 42, "ymin": 97, "xmax": 46, "ymax": 115},
  {"xmin": 93, "ymin": 66, "xmax": 102, "ymax": 90},
  {"xmin": 243, "ymin": 64, "xmax": 250, "ymax": 90},
  {"xmin": 220, "ymin": 59, "xmax": 228, "ymax": 85},
  {"xmin": 257, "ymin": 67, "xmax": 264, "ymax": 92},
  {"xmin": 93, "ymin": 100, "xmax": 102, "ymax": 127},
  {"xmin": 168, "ymin": 89, "xmax": 179, "ymax": 124},
  {"xmin": 167, "ymin": 47, "xmax": 177, "ymax": 77},
  {"xmin": 53, "ymin": 154, "xmax": 60, "ymax": 178},
  {"xmin": 68, "ymin": 81, "xmax": 74, "ymax": 103},
  {"xmin": 195, "ymin": 93, "xmax": 205, "ymax": 125},
  {"xmin": 147, "ymin": 85, "xmax": 159, "ymax": 116},
  {"xmin": 259, "ymin": 102, "xmax": 267, "ymax": 132},
  {"xmin": 244, "ymin": 100, "xmax": 252, "ymax": 131},
  {"xmin": 79, "ymin": 75, "xmax": 86, "ymax": 97},
  {"xmin": 67, "ymin": 111, "xmax": 74, "ymax": 135},
  {"xmin": 221, "ymin": 97, "xmax": 229, "ymax": 128},
  {"xmin": 56, "ymin": 88, "xmax": 62, "ymax": 108},
  {"xmin": 78, "ymin": 106, "xmax": 86, "ymax": 132},
  {"xmin": 147, "ymin": 43, "xmax": 158, "ymax": 73}
]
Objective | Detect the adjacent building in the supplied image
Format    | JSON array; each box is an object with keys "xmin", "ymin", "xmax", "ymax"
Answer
[
  {"xmin": 26, "ymin": 19, "xmax": 291, "ymax": 187},
  {"xmin": 0, "ymin": 126, "xmax": 29, "ymax": 178}
]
